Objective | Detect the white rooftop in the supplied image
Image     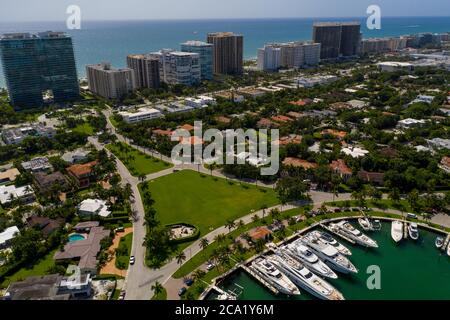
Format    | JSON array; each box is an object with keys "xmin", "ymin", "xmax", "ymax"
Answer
[
  {"xmin": 78, "ymin": 199, "xmax": 111, "ymax": 218},
  {"xmin": 0, "ymin": 185, "xmax": 34, "ymax": 205},
  {"xmin": 0, "ymin": 226, "xmax": 20, "ymax": 246},
  {"xmin": 342, "ymin": 147, "xmax": 369, "ymax": 158}
]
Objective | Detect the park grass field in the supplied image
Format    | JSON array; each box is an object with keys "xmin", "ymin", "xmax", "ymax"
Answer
[
  {"xmin": 141, "ymin": 170, "xmax": 280, "ymax": 236},
  {"xmin": 106, "ymin": 142, "xmax": 172, "ymax": 176},
  {"xmin": 72, "ymin": 122, "xmax": 95, "ymax": 135}
]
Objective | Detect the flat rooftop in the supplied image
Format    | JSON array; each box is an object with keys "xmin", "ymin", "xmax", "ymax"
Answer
[{"xmin": 313, "ymin": 21, "xmax": 360, "ymax": 27}]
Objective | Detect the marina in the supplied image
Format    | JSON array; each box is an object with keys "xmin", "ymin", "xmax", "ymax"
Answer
[{"xmin": 211, "ymin": 220, "xmax": 450, "ymax": 300}]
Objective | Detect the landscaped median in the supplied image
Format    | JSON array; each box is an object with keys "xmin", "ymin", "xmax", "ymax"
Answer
[{"xmin": 106, "ymin": 141, "xmax": 172, "ymax": 176}]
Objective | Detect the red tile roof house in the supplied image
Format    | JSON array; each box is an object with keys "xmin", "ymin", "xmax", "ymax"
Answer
[
  {"xmin": 248, "ymin": 226, "xmax": 273, "ymax": 243},
  {"xmin": 271, "ymin": 115, "xmax": 294, "ymax": 123},
  {"xmin": 67, "ymin": 161, "xmax": 98, "ymax": 189},
  {"xmin": 330, "ymin": 159, "xmax": 352, "ymax": 181},
  {"xmin": 439, "ymin": 156, "xmax": 450, "ymax": 173},
  {"xmin": 256, "ymin": 118, "xmax": 279, "ymax": 129},
  {"xmin": 54, "ymin": 223, "xmax": 110, "ymax": 275},
  {"xmin": 274, "ymin": 134, "xmax": 303, "ymax": 146}
]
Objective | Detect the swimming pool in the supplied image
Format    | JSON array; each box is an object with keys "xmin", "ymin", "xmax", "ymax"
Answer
[{"xmin": 68, "ymin": 233, "xmax": 86, "ymax": 242}]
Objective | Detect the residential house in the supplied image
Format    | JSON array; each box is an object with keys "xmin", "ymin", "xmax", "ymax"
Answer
[
  {"xmin": 341, "ymin": 146, "xmax": 369, "ymax": 158},
  {"xmin": 61, "ymin": 149, "xmax": 90, "ymax": 164},
  {"xmin": 0, "ymin": 226, "xmax": 20, "ymax": 249},
  {"xmin": 0, "ymin": 185, "xmax": 35, "ymax": 205},
  {"xmin": 330, "ymin": 159, "xmax": 352, "ymax": 181},
  {"xmin": 33, "ymin": 172, "xmax": 68, "ymax": 193},
  {"xmin": 274, "ymin": 134, "xmax": 302, "ymax": 146},
  {"xmin": 271, "ymin": 115, "xmax": 294, "ymax": 123},
  {"xmin": 0, "ymin": 168, "xmax": 20, "ymax": 184},
  {"xmin": 321, "ymin": 129, "xmax": 347, "ymax": 140},
  {"xmin": 26, "ymin": 216, "xmax": 64, "ymax": 237},
  {"xmin": 78, "ymin": 199, "xmax": 111, "ymax": 218},
  {"xmin": 67, "ymin": 161, "xmax": 98, "ymax": 189},
  {"xmin": 248, "ymin": 226, "xmax": 272, "ymax": 243},
  {"xmin": 282, "ymin": 157, "xmax": 318, "ymax": 170},
  {"xmin": 257, "ymin": 118, "xmax": 278, "ymax": 129},
  {"xmin": 54, "ymin": 225, "xmax": 110, "ymax": 275},
  {"xmin": 439, "ymin": 156, "xmax": 450, "ymax": 173},
  {"xmin": 358, "ymin": 170, "xmax": 385, "ymax": 185},
  {"xmin": 21, "ymin": 157, "xmax": 53, "ymax": 173}
]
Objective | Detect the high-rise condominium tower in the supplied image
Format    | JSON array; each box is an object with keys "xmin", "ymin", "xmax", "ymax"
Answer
[
  {"xmin": 0, "ymin": 32, "xmax": 79, "ymax": 109},
  {"xmin": 86, "ymin": 63, "xmax": 136, "ymax": 99},
  {"xmin": 207, "ymin": 32, "xmax": 243, "ymax": 75},
  {"xmin": 126, "ymin": 54, "xmax": 160, "ymax": 89},
  {"xmin": 180, "ymin": 41, "xmax": 213, "ymax": 80},
  {"xmin": 312, "ymin": 22, "xmax": 361, "ymax": 59}
]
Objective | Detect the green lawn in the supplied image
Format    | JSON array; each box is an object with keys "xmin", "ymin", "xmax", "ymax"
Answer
[
  {"xmin": 106, "ymin": 142, "xmax": 172, "ymax": 176},
  {"xmin": 72, "ymin": 122, "xmax": 95, "ymax": 135},
  {"xmin": 141, "ymin": 170, "xmax": 280, "ymax": 237},
  {"xmin": 1, "ymin": 250, "xmax": 57, "ymax": 287},
  {"xmin": 115, "ymin": 233, "xmax": 133, "ymax": 270}
]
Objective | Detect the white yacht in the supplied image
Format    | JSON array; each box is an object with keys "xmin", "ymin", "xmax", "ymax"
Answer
[
  {"xmin": 408, "ymin": 223, "xmax": 419, "ymax": 241},
  {"xmin": 372, "ymin": 219, "xmax": 382, "ymax": 231},
  {"xmin": 298, "ymin": 235, "xmax": 358, "ymax": 274},
  {"xmin": 447, "ymin": 242, "xmax": 450, "ymax": 257},
  {"xmin": 329, "ymin": 221, "xmax": 378, "ymax": 248},
  {"xmin": 268, "ymin": 254, "xmax": 344, "ymax": 300},
  {"xmin": 391, "ymin": 221, "xmax": 403, "ymax": 243},
  {"xmin": 282, "ymin": 244, "xmax": 338, "ymax": 279},
  {"xmin": 309, "ymin": 230, "xmax": 352, "ymax": 256},
  {"xmin": 251, "ymin": 257, "xmax": 300, "ymax": 296},
  {"xmin": 358, "ymin": 217, "xmax": 374, "ymax": 231}
]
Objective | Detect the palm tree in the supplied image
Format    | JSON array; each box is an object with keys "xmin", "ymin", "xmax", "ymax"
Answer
[
  {"xmin": 199, "ymin": 238, "xmax": 209, "ymax": 251},
  {"xmin": 251, "ymin": 214, "xmax": 259, "ymax": 223},
  {"xmin": 225, "ymin": 219, "xmax": 236, "ymax": 232},
  {"xmin": 175, "ymin": 251, "xmax": 186, "ymax": 266},
  {"xmin": 192, "ymin": 269, "xmax": 206, "ymax": 282},
  {"xmin": 214, "ymin": 233, "xmax": 226, "ymax": 244},
  {"xmin": 237, "ymin": 219, "xmax": 245, "ymax": 229},
  {"xmin": 151, "ymin": 281, "xmax": 164, "ymax": 298}
]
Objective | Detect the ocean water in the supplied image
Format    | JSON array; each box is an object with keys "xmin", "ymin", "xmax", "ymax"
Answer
[
  {"xmin": 215, "ymin": 221, "xmax": 450, "ymax": 300},
  {"xmin": 0, "ymin": 16, "xmax": 450, "ymax": 87}
]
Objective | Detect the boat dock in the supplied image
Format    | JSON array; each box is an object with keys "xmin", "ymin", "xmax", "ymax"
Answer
[
  {"xmin": 320, "ymin": 223, "xmax": 356, "ymax": 245},
  {"xmin": 442, "ymin": 234, "xmax": 450, "ymax": 251},
  {"xmin": 241, "ymin": 264, "xmax": 279, "ymax": 295},
  {"xmin": 403, "ymin": 221, "xmax": 409, "ymax": 239}
]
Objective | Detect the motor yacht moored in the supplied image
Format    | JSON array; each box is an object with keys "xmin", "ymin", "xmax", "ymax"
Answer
[
  {"xmin": 282, "ymin": 243, "xmax": 338, "ymax": 279},
  {"xmin": 358, "ymin": 216, "xmax": 374, "ymax": 231},
  {"xmin": 298, "ymin": 234, "xmax": 358, "ymax": 274},
  {"xmin": 251, "ymin": 257, "xmax": 301, "ymax": 296},
  {"xmin": 309, "ymin": 230, "xmax": 352, "ymax": 256},
  {"xmin": 268, "ymin": 254, "xmax": 344, "ymax": 300},
  {"xmin": 329, "ymin": 221, "xmax": 378, "ymax": 248},
  {"xmin": 391, "ymin": 221, "xmax": 403, "ymax": 243},
  {"xmin": 435, "ymin": 237, "xmax": 444, "ymax": 249},
  {"xmin": 408, "ymin": 223, "xmax": 419, "ymax": 241}
]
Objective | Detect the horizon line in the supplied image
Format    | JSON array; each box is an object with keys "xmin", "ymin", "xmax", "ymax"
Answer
[{"xmin": 1, "ymin": 15, "xmax": 450, "ymax": 24}]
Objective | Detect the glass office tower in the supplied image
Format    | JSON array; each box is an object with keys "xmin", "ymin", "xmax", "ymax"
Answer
[{"xmin": 0, "ymin": 31, "xmax": 79, "ymax": 109}]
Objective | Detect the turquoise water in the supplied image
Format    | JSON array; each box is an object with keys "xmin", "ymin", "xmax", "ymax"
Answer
[
  {"xmin": 68, "ymin": 233, "xmax": 86, "ymax": 242},
  {"xmin": 217, "ymin": 222, "xmax": 450, "ymax": 300},
  {"xmin": 1, "ymin": 16, "xmax": 450, "ymax": 87}
]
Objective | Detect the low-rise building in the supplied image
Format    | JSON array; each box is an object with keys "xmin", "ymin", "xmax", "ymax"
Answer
[
  {"xmin": 67, "ymin": 161, "xmax": 98, "ymax": 189},
  {"xmin": 439, "ymin": 156, "xmax": 450, "ymax": 173},
  {"xmin": 377, "ymin": 61, "xmax": 414, "ymax": 72},
  {"xmin": 282, "ymin": 157, "xmax": 318, "ymax": 169},
  {"xmin": 341, "ymin": 146, "xmax": 369, "ymax": 158},
  {"xmin": 214, "ymin": 91, "xmax": 245, "ymax": 103},
  {"xmin": 1, "ymin": 124, "xmax": 56, "ymax": 145},
  {"xmin": 411, "ymin": 95, "xmax": 435, "ymax": 104},
  {"xmin": 54, "ymin": 225, "xmax": 110, "ymax": 275},
  {"xmin": 426, "ymin": 138, "xmax": 450, "ymax": 150},
  {"xmin": 61, "ymin": 149, "xmax": 90, "ymax": 164},
  {"xmin": 33, "ymin": 172, "xmax": 68, "ymax": 193},
  {"xmin": 0, "ymin": 226, "xmax": 20, "ymax": 249},
  {"xmin": 0, "ymin": 168, "xmax": 20, "ymax": 184},
  {"xmin": 238, "ymin": 87, "xmax": 266, "ymax": 99},
  {"xmin": 26, "ymin": 216, "xmax": 64, "ymax": 237},
  {"xmin": 78, "ymin": 199, "xmax": 111, "ymax": 218},
  {"xmin": 397, "ymin": 118, "xmax": 427, "ymax": 129},
  {"xmin": 330, "ymin": 159, "xmax": 352, "ymax": 181},
  {"xmin": 184, "ymin": 96, "xmax": 216, "ymax": 108},
  {"xmin": 3, "ymin": 274, "xmax": 92, "ymax": 300},
  {"xmin": 357, "ymin": 170, "xmax": 385, "ymax": 185},
  {"xmin": 21, "ymin": 157, "xmax": 53, "ymax": 173},
  {"xmin": 294, "ymin": 75, "xmax": 338, "ymax": 88},
  {"xmin": 0, "ymin": 185, "xmax": 35, "ymax": 205},
  {"xmin": 274, "ymin": 134, "xmax": 302, "ymax": 146},
  {"xmin": 118, "ymin": 107, "xmax": 163, "ymax": 124}
]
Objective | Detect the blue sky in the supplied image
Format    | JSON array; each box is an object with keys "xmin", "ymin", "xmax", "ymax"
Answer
[{"xmin": 1, "ymin": 0, "xmax": 449, "ymax": 21}]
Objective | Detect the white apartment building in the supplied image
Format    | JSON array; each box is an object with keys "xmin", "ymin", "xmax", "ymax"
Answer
[
  {"xmin": 184, "ymin": 96, "xmax": 216, "ymax": 108},
  {"xmin": 257, "ymin": 42, "xmax": 321, "ymax": 71},
  {"xmin": 86, "ymin": 63, "xmax": 136, "ymax": 99},
  {"xmin": 377, "ymin": 61, "xmax": 414, "ymax": 72},
  {"xmin": 118, "ymin": 107, "xmax": 163, "ymax": 123},
  {"xmin": 150, "ymin": 50, "xmax": 201, "ymax": 86}
]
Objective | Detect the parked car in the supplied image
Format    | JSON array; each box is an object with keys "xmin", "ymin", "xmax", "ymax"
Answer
[
  {"xmin": 114, "ymin": 227, "xmax": 125, "ymax": 233},
  {"xmin": 178, "ymin": 287, "xmax": 187, "ymax": 296},
  {"xmin": 129, "ymin": 256, "xmax": 135, "ymax": 265},
  {"xmin": 206, "ymin": 262, "xmax": 215, "ymax": 271},
  {"xmin": 184, "ymin": 278, "xmax": 194, "ymax": 286},
  {"xmin": 407, "ymin": 213, "xmax": 418, "ymax": 219}
]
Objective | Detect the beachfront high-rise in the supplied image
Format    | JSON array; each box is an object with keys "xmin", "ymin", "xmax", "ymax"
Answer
[
  {"xmin": 126, "ymin": 54, "xmax": 160, "ymax": 89},
  {"xmin": 207, "ymin": 32, "xmax": 243, "ymax": 75},
  {"xmin": 0, "ymin": 32, "xmax": 79, "ymax": 110},
  {"xmin": 257, "ymin": 42, "xmax": 321, "ymax": 71},
  {"xmin": 86, "ymin": 63, "xmax": 136, "ymax": 99},
  {"xmin": 180, "ymin": 41, "xmax": 213, "ymax": 80},
  {"xmin": 150, "ymin": 50, "xmax": 201, "ymax": 86},
  {"xmin": 312, "ymin": 22, "xmax": 361, "ymax": 59}
]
